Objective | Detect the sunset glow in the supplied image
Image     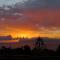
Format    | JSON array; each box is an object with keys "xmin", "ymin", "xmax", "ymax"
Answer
[
  {"xmin": 0, "ymin": 28, "xmax": 60, "ymax": 38},
  {"xmin": 0, "ymin": 0, "xmax": 60, "ymax": 39},
  {"xmin": 0, "ymin": 0, "xmax": 60, "ymax": 56}
]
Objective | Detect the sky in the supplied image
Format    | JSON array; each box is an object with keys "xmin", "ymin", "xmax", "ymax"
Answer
[
  {"xmin": 0, "ymin": 0, "xmax": 60, "ymax": 38},
  {"xmin": 0, "ymin": 0, "xmax": 25, "ymax": 6}
]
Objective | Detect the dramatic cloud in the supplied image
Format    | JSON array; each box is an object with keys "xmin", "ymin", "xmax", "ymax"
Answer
[
  {"xmin": 24, "ymin": 0, "xmax": 47, "ymax": 9},
  {"xmin": 0, "ymin": 0, "xmax": 60, "ymax": 38},
  {"xmin": 24, "ymin": 0, "xmax": 60, "ymax": 9},
  {"xmin": 47, "ymin": 0, "xmax": 60, "ymax": 8},
  {"xmin": 0, "ymin": 0, "xmax": 27, "ymax": 6}
]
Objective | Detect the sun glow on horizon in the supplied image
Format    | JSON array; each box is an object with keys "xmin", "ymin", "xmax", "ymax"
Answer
[
  {"xmin": 0, "ymin": 27, "xmax": 60, "ymax": 39},
  {"xmin": 11, "ymin": 32, "xmax": 40, "ymax": 38},
  {"xmin": 11, "ymin": 30, "xmax": 60, "ymax": 39}
]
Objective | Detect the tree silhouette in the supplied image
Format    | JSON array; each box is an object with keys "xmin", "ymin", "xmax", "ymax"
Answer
[
  {"xmin": 23, "ymin": 45, "xmax": 31, "ymax": 55},
  {"xmin": 56, "ymin": 45, "xmax": 60, "ymax": 56},
  {"xmin": 35, "ymin": 37, "xmax": 44, "ymax": 49}
]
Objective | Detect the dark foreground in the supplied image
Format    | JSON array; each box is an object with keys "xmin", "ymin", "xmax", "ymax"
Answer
[
  {"xmin": 0, "ymin": 55, "xmax": 59, "ymax": 60},
  {"xmin": 0, "ymin": 45, "xmax": 60, "ymax": 59},
  {"xmin": 0, "ymin": 37, "xmax": 60, "ymax": 59}
]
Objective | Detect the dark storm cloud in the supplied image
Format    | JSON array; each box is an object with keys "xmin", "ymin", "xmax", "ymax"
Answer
[
  {"xmin": 0, "ymin": 0, "xmax": 60, "ymax": 29},
  {"xmin": 24, "ymin": 0, "xmax": 47, "ymax": 9},
  {"xmin": 24, "ymin": 0, "xmax": 60, "ymax": 9},
  {"xmin": 47, "ymin": 0, "xmax": 60, "ymax": 8},
  {"xmin": 0, "ymin": 0, "xmax": 60, "ymax": 17}
]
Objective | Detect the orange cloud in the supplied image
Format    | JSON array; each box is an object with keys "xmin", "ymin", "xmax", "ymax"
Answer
[{"xmin": 0, "ymin": 9, "xmax": 60, "ymax": 38}]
